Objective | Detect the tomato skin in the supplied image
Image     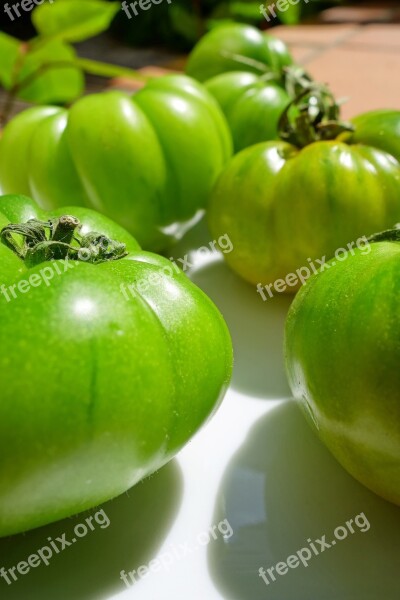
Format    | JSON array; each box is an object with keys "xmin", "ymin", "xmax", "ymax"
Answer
[
  {"xmin": 0, "ymin": 195, "xmax": 233, "ymax": 537},
  {"xmin": 0, "ymin": 75, "xmax": 232, "ymax": 251},
  {"xmin": 208, "ymin": 140, "xmax": 400, "ymax": 288},
  {"xmin": 285, "ymin": 242, "xmax": 400, "ymax": 506},
  {"xmin": 205, "ymin": 71, "xmax": 290, "ymax": 152},
  {"xmin": 186, "ymin": 23, "xmax": 293, "ymax": 82},
  {"xmin": 347, "ymin": 110, "xmax": 400, "ymax": 163}
]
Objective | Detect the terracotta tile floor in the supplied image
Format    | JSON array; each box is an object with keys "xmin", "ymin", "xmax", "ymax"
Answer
[
  {"xmin": 269, "ymin": 12, "xmax": 400, "ymax": 119},
  {"xmin": 304, "ymin": 46, "xmax": 400, "ymax": 117}
]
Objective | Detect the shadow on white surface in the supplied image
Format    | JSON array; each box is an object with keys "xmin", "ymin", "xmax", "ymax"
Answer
[
  {"xmin": 168, "ymin": 217, "xmax": 293, "ymax": 400},
  {"xmin": 0, "ymin": 461, "xmax": 182, "ymax": 600},
  {"xmin": 208, "ymin": 401, "xmax": 400, "ymax": 600},
  {"xmin": 191, "ymin": 261, "xmax": 292, "ymax": 400}
]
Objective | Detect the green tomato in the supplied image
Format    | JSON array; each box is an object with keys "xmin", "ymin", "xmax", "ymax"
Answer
[
  {"xmin": 205, "ymin": 71, "xmax": 291, "ymax": 152},
  {"xmin": 0, "ymin": 75, "xmax": 232, "ymax": 252},
  {"xmin": 285, "ymin": 234, "xmax": 400, "ymax": 505},
  {"xmin": 208, "ymin": 133, "xmax": 400, "ymax": 288},
  {"xmin": 347, "ymin": 109, "xmax": 400, "ymax": 163},
  {"xmin": 186, "ymin": 23, "xmax": 293, "ymax": 82},
  {"xmin": 0, "ymin": 195, "xmax": 232, "ymax": 537}
]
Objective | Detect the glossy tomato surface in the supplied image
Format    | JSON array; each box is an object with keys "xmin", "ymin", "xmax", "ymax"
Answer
[
  {"xmin": 0, "ymin": 195, "xmax": 232, "ymax": 537},
  {"xmin": 0, "ymin": 75, "xmax": 232, "ymax": 251},
  {"xmin": 205, "ymin": 71, "xmax": 290, "ymax": 152},
  {"xmin": 285, "ymin": 240, "xmax": 400, "ymax": 506},
  {"xmin": 186, "ymin": 23, "xmax": 293, "ymax": 82},
  {"xmin": 346, "ymin": 109, "xmax": 400, "ymax": 162}
]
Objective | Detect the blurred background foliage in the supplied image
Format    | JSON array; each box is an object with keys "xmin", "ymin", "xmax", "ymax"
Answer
[
  {"xmin": 1, "ymin": 0, "xmax": 345, "ymax": 50},
  {"xmin": 111, "ymin": 0, "xmax": 342, "ymax": 49},
  {"xmin": 0, "ymin": 0, "xmax": 350, "ymax": 118}
]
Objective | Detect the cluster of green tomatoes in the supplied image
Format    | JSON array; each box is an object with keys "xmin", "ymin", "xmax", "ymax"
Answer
[{"xmin": 0, "ymin": 23, "xmax": 399, "ymax": 537}]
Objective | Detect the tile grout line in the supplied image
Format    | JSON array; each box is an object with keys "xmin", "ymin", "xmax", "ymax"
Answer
[{"xmin": 300, "ymin": 23, "xmax": 370, "ymax": 66}]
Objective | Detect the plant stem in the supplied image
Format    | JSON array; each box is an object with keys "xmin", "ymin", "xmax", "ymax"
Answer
[
  {"xmin": 0, "ymin": 42, "xmax": 28, "ymax": 126},
  {"xmin": 0, "ymin": 56, "xmax": 153, "ymax": 126},
  {"xmin": 0, "ymin": 91, "xmax": 18, "ymax": 127}
]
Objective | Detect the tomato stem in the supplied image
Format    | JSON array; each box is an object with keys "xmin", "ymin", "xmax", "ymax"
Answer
[
  {"xmin": 278, "ymin": 85, "xmax": 354, "ymax": 148},
  {"xmin": 282, "ymin": 66, "xmax": 314, "ymax": 97},
  {"xmin": 0, "ymin": 216, "xmax": 128, "ymax": 267},
  {"xmin": 367, "ymin": 228, "xmax": 400, "ymax": 244}
]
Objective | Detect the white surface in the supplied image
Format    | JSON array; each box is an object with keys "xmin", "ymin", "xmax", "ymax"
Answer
[{"xmin": 1, "ymin": 221, "xmax": 399, "ymax": 600}]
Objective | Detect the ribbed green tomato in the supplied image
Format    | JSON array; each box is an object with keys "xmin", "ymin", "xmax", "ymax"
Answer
[
  {"xmin": 0, "ymin": 75, "xmax": 232, "ymax": 252},
  {"xmin": 0, "ymin": 195, "xmax": 232, "ymax": 537},
  {"xmin": 285, "ymin": 235, "xmax": 400, "ymax": 506},
  {"xmin": 208, "ymin": 111, "xmax": 400, "ymax": 288},
  {"xmin": 186, "ymin": 23, "xmax": 293, "ymax": 82},
  {"xmin": 205, "ymin": 71, "xmax": 290, "ymax": 152}
]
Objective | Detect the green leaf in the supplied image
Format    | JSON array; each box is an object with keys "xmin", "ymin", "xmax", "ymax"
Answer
[
  {"xmin": 17, "ymin": 40, "xmax": 84, "ymax": 104},
  {"xmin": 32, "ymin": 0, "xmax": 120, "ymax": 43},
  {"xmin": 207, "ymin": 18, "xmax": 237, "ymax": 31},
  {"xmin": 75, "ymin": 57, "xmax": 147, "ymax": 81},
  {"xmin": 207, "ymin": 2, "xmax": 232, "ymax": 20},
  {"xmin": 279, "ymin": 3, "xmax": 302, "ymax": 25},
  {"xmin": 230, "ymin": 2, "xmax": 265, "ymax": 20},
  {"xmin": 169, "ymin": 5, "xmax": 200, "ymax": 44},
  {"xmin": 0, "ymin": 32, "xmax": 22, "ymax": 89}
]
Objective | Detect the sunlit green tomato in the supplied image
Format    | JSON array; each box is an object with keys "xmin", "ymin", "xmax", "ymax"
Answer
[
  {"xmin": 0, "ymin": 75, "xmax": 232, "ymax": 251},
  {"xmin": 205, "ymin": 71, "xmax": 291, "ymax": 152},
  {"xmin": 0, "ymin": 194, "xmax": 233, "ymax": 537},
  {"xmin": 208, "ymin": 134, "xmax": 400, "ymax": 288},
  {"xmin": 186, "ymin": 23, "xmax": 293, "ymax": 82},
  {"xmin": 285, "ymin": 235, "xmax": 400, "ymax": 506},
  {"xmin": 346, "ymin": 109, "xmax": 400, "ymax": 162}
]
